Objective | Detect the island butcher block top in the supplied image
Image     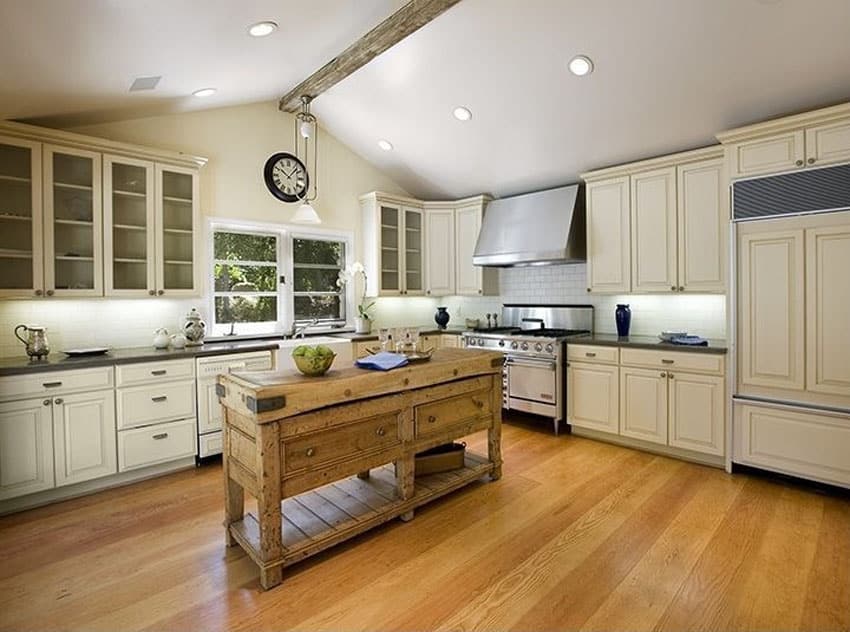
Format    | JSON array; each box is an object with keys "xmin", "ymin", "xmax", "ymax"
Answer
[{"xmin": 217, "ymin": 348, "xmax": 504, "ymax": 589}]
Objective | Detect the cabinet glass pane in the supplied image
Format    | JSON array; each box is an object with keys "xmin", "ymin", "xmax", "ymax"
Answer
[
  {"xmin": 405, "ymin": 210, "xmax": 422, "ymax": 291},
  {"xmin": 0, "ymin": 142, "xmax": 34, "ymax": 289},
  {"xmin": 111, "ymin": 162, "xmax": 148, "ymax": 290},
  {"xmin": 380, "ymin": 205, "xmax": 400, "ymax": 290},
  {"xmin": 52, "ymin": 152, "xmax": 95, "ymax": 290},
  {"xmin": 160, "ymin": 170, "xmax": 194, "ymax": 289}
]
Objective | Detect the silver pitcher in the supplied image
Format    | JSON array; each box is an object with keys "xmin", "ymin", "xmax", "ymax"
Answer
[{"xmin": 14, "ymin": 324, "xmax": 50, "ymax": 360}]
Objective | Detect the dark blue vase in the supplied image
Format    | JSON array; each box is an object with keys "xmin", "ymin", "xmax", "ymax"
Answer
[
  {"xmin": 434, "ymin": 306, "xmax": 450, "ymax": 330},
  {"xmin": 615, "ymin": 304, "xmax": 631, "ymax": 337}
]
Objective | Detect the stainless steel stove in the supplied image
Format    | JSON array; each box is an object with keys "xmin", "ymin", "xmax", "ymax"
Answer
[{"xmin": 462, "ymin": 304, "xmax": 593, "ymax": 434}]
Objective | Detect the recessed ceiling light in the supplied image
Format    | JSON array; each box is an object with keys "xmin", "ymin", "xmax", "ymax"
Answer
[
  {"xmin": 453, "ymin": 106, "xmax": 472, "ymax": 121},
  {"xmin": 248, "ymin": 21, "xmax": 278, "ymax": 37},
  {"xmin": 377, "ymin": 139, "xmax": 394, "ymax": 151},
  {"xmin": 568, "ymin": 55, "xmax": 594, "ymax": 76},
  {"xmin": 192, "ymin": 88, "xmax": 217, "ymax": 98}
]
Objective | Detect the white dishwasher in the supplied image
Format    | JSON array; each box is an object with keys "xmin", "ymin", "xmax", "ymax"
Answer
[{"xmin": 196, "ymin": 350, "xmax": 274, "ymax": 457}]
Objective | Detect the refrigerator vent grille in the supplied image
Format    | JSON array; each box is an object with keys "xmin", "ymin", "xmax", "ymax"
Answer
[{"xmin": 733, "ymin": 162, "xmax": 850, "ymax": 220}]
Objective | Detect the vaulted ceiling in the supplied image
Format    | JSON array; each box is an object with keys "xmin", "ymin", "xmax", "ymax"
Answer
[{"xmin": 2, "ymin": 0, "xmax": 850, "ymax": 199}]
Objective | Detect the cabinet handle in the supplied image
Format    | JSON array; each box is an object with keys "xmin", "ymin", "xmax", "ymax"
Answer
[
  {"xmin": 586, "ymin": 288, "xmax": 591, "ymax": 293},
  {"xmin": 35, "ymin": 289, "xmax": 43, "ymax": 296},
  {"xmin": 678, "ymin": 286, "xmax": 684, "ymax": 291},
  {"xmin": 46, "ymin": 290, "xmax": 54, "ymax": 296},
  {"xmin": 478, "ymin": 289, "xmax": 482, "ymax": 295},
  {"xmin": 151, "ymin": 370, "xmax": 167, "ymax": 376},
  {"xmin": 305, "ymin": 447, "xmax": 316, "ymax": 457},
  {"xmin": 54, "ymin": 398, "xmax": 63, "ymax": 405},
  {"xmin": 585, "ymin": 352, "xmax": 596, "ymax": 358},
  {"xmin": 151, "ymin": 395, "xmax": 168, "ymax": 403},
  {"xmin": 426, "ymin": 290, "xmax": 431, "ymax": 295},
  {"xmin": 157, "ymin": 290, "xmax": 164, "ymax": 296},
  {"xmin": 148, "ymin": 290, "xmax": 156, "ymax": 296},
  {"xmin": 43, "ymin": 381, "xmax": 63, "ymax": 388},
  {"xmin": 795, "ymin": 159, "xmax": 803, "ymax": 166},
  {"xmin": 428, "ymin": 415, "xmax": 437, "ymax": 423},
  {"xmin": 808, "ymin": 157, "xmax": 816, "ymax": 165},
  {"xmin": 375, "ymin": 426, "xmax": 386, "ymax": 437},
  {"xmin": 661, "ymin": 359, "xmax": 674, "ymax": 364},
  {"xmin": 473, "ymin": 399, "xmax": 484, "ymax": 409},
  {"xmin": 671, "ymin": 285, "xmax": 677, "ymax": 291},
  {"xmin": 660, "ymin": 372, "xmax": 666, "ymax": 378},
  {"xmin": 668, "ymin": 373, "xmax": 674, "ymax": 379},
  {"xmin": 152, "ymin": 433, "xmax": 168, "ymax": 440},
  {"xmin": 43, "ymin": 399, "xmax": 51, "ymax": 406}
]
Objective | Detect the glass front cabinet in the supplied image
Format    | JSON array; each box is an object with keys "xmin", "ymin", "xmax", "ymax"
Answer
[
  {"xmin": 0, "ymin": 127, "xmax": 202, "ymax": 298},
  {"xmin": 361, "ymin": 193, "xmax": 425, "ymax": 297}
]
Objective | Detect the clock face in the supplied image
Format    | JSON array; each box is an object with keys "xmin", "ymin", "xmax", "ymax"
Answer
[{"xmin": 263, "ymin": 152, "xmax": 309, "ymax": 203}]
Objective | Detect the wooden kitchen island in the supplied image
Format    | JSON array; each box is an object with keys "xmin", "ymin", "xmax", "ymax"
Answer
[{"xmin": 217, "ymin": 348, "xmax": 503, "ymax": 589}]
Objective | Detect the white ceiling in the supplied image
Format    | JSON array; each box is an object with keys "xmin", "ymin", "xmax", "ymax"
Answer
[{"xmin": 2, "ymin": 0, "xmax": 850, "ymax": 200}]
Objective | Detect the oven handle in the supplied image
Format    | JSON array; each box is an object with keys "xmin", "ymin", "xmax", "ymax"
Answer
[{"xmin": 505, "ymin": 357, "xmax": 557, "ymax": 371}]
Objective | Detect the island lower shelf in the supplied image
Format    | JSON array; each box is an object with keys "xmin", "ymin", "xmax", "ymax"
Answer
[{"xmin": 230, "ymin": 452, "xmax": 494, "ymax": 572}]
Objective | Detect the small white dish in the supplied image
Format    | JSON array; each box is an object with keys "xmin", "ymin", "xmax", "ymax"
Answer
[{"xmin": 658, "ymin": 331, "xmax": 687, "ymax": 342}]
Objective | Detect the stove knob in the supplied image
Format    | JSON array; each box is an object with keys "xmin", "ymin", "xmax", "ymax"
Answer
[
  {"xmin": 535, "ymin": 343, "xmax": 543, "ymax": 352},
  {"xmin": 545, "ymin": 343, "xmax": 554, "ymax": 353},
  {"xmin": 510, "ymin": 342, "xmax": 518, "ymax": 350},
  {"xmin": 520, "ymin": 342, "xmax": 529, "ymax": 351},
  {"xmin": 477, "ymin": 338, "xmax": 485, "ymax": 346},
  {"xmin": 498, "ymin": 340, "xmax": 505, "ymax": 347},
  {"xmin": 467, "ymin": 338, "xmax": 475, "ymax": 346}
]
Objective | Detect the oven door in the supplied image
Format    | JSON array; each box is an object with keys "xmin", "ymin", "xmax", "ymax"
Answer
[{"xmin": 505, "ymin": 355, "xmax": 559, "ymax": 418}]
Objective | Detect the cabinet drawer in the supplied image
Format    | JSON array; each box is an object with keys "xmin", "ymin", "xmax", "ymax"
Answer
[
  {"xmin": 118, "ymin": 418, "xmax": 196, "ymax": 472},
  {"xmin": 567, "ymin": 344, "xmax": 619, "ymax": 364},
  {"xmin": 415, "ymin": 389, "xmax": 492, "ymax": 437},
  {"xmin": 116, "ymin": 359, "xmax": 195, "ymax": 387},
  {"xmin": 196, "ymin": 351, "xmax": 272, "ymax": 378},
  {"xmin": 620, "ymin": 348, "xmax": 724, "ymax": 375},
  {"xmin": 116, "ymin": 379, "xmax": 195, "ymax": 429},
  {"xmin": 0, "ymin": 367, "xmax": 114, "ymax": 402},
  {"xmin": 199, "ymin": 431, "xmax": 222, "ymax": 458},
  {"xmin": 284, "ymin": 413, "xmax": 400, "ymax": 473}
]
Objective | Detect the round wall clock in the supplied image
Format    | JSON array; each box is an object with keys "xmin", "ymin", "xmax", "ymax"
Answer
[{"xmin": 263, "ymin": 152, "xmax": 309, "ymax": 203}]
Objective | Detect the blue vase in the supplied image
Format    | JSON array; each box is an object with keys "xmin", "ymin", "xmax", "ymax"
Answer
[
  {"xmin": 615, "ymin": 304, "xmax": 631, "ymax": 337},
  {"xmin": 434, "ymin": 306, "xmax": 450, "ymax": 330}
]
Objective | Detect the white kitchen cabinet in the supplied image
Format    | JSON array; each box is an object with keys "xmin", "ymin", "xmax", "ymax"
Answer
[
  {"xmin": 455, "ymin": 203, "xmax": 485, "ymax": 296},
  {"xmin": 668, "ymin": 372, "xmax": 724, "ymax": 456},
  {"xmin": 361, "ymin": 193, "xmax": 424, "ymax": 296},
  {"xmin": 52, "ymin": 389, "xmax": 117, "ymax": 487},
  {"xmin": 630, "ymin": 167, "xmax": 677, "ymax": 293},
  {"xmin": 567, "ymin": 361, "xmax": 619, "ymax": 434},
  {"xmin": 43, "ymin": 144, "xmax": 103, "ymax": 297},
  {"xmin": 727, "ymin": 131, "xmax": 805, "ymax": 178},
  {"xmin": 0, "ymin": 397, "xmax": 54, "ymax": 501},
  {"xmin": 118, "ymin": 418, "xmax": 196, "ymax": 472},
  {"xmin": 805, "ymin": 119, "xmax": 850, "ymax": 167},
  {"xmin": 619, "ymin": 366, "xmax": 668, "ymax": 445},
  {"xmin": 425, "ymin": 207, "xmax": 455, "ymax": 296},
  {"xmin": 155, "ymin": 164, "xmax": 201, "ymax": 297},
  {"xmin": 0, "ymin": 135, "xmax": 43, "ymax": 298},
  {"xmin": 586, "ymin": 176, "xmax": 630, "ymax": 294}
]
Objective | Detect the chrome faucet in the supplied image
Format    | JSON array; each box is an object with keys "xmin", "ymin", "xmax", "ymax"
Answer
[
  {"xmin": 292, "ymin": 319, "xmax": 319, "ymax": 339},
  {"xmin": 225, "ymin": 322, "xmax": 237, "ymax": 337}
]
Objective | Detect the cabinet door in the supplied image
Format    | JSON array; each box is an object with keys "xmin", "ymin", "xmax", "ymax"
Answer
[
  {"xmin": 631, "ymin": 167, "xmax": 677, "ymax": 293},
  {"xmin": 729, "ymin": 131, "xmax": 805, "ymax": 178},
  {"xmin": 440, "ymin": 334, "xmax": 460, "ymax": 349},
  {"xmin": 805, "ymin": 120, "xmax": 850, "ymax": 168},
  {"xmin": 197, "ymin": 379, "xmax": 222, "ymax": 435},
  {"xmin": 0, "ymin": 397, "xmax": 53, "ymax": 500},
  {"xmin": 377, "ymin": 201, "xmax": 402, "ymax": 295},
  {"xmin": 53, "ymin": 389, "xmax": 117, "ymax": 487},
  {"xmin": 668, "ymin": 372, "xmax": 724, "ymax": 456},
  {"xmin": 738, "ymin": 228, "xmax": 805, "ymax": 392},
  {"xmin": 425, "ymin": 208, "xmax": 455, "ymax": 296},
  {"xmin": 455, "ymin": 204, "xmax": 484, "ymax": 295},
  {"xmin": 104, "ymin": 155, "xmax": 156, "ymax": 296},
  {"xmin": 43, "ymin": 145, "xmax": 103, "ymax": 297},
  {"xmin": 402, "ymin": 206, "xmax": 425, "ymax": 295},
  {"xmin": 677, "ymin": 158, "xmax": 727, "ymax": 293},
  {"xmin": 0, "ymin": 136, "xmax": 43, "ymax": 298},
  {"xmin": 155, "ymin": 164, "xmax": 200, "ymax": 297},
  {"xmin": 806, "ymin": 223, "xmax": 850, "ymax": 397},
  {"xmin": 619, "ymin": 366, "xmax": 667, "ymax": 445},
  {"xmin": 586, "ymin": 177, "xmax": 630, "ymax": 293},
  {"xmin": 567, "ymin": 362, "xmax": 619, "ymax": 434}
]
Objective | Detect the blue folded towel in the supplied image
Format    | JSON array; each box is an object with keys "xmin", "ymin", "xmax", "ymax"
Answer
[
  {"xmin": 355, "ymin": 351, "xmax": 409, "ymax": 371},
  {"xmin": 671, "ymin": 335, "xmax": 708, "ymax": 346}
]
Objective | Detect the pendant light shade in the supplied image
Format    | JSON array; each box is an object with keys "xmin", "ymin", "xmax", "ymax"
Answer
[{"xmin": 292, "ymin": 201, "xmax": 321, "ymax": 224}]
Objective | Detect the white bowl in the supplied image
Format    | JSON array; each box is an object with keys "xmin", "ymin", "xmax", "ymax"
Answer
[{"xmin": 658, "ymin": 331, "xmax": 687, "ymax": 342}]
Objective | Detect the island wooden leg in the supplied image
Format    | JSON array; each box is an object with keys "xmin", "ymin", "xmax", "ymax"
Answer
[
  {"xmin": 256, "ymin": 423, "xmax": 284, "ymax": 589},
  {"xmin": 489, "ymin": 374, "xmax": 503, "ymax": 481},
  {"xmin": 221, "ymin": 419, "xmax": 244, "ymax": 547},
  {"xmin": 356, "ymin": 470, "xmax": 371, "ymax": 480}
]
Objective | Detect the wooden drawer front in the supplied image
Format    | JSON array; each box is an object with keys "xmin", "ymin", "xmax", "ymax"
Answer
[
  {"xmin": 441, "ymin": 334, "xmax": 461, "ymax": 349},
  {"xmin": 734, "ymin": 402, "xmax": 850, "ymax": 488},
  {"xmin": 117, "ymin": 380, "xmax": 196, "ymax": 429},
  {"xmin": 353, "ymin": 341, "xmax": 374, "ymax": 359},
  {"xmin": 284, "ymin": 413, "xmax": 400, "ymax": 473},
  {"xmin": 118, "ymin": 418, "xmax": 196, "ymax": 472},
  {"xmin": 0, "ymin": 367, "xmax": 114, "ymax": 402},
  {"xmin": 116, "ymin": 359, "xmax": 195, "ymax": 387},
  {"xmin": 620, "ymin": 348, "xmax": 724, "ymax": 374},
  {"xmin": 415, "ymin": 389, "xmax": 492, "ymax": 437},
  {"xmin": 567, "ymin": 344, "xmax": 619, "ymax": 364}
]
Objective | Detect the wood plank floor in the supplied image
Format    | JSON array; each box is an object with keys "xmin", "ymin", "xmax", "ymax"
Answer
[{"xmin": 1, "ymin": 417, "xmax": 848, "ymax": 632}]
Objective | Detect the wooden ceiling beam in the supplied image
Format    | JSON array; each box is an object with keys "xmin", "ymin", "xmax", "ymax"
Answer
[{"xmin": 278, "ymin": 0, "xmax": 462, "ymax": 113}]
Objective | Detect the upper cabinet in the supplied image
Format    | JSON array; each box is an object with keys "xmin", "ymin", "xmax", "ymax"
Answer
[
  {"xmin": 361, "ymin": 194, "xmax": 424, "ymax": 296},
  {"xmin": 582, "ymin": 147, "xmax": 727, "ymax": 295},
  {"xmin": 718, "ymin": 102, "xmax": 850, "ymax": 179},
  {"xmin": 424, "ymin": 206, "xmax": 455, "ymax": 296},
  {"xmin": 0, "ymin": 121, "xmax": 206, "ymax": 299}
]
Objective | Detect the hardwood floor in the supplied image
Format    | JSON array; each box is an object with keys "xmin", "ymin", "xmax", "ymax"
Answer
[{"xmin": 1, "ymin": 417, "xmax": 848, "ymax": 632}]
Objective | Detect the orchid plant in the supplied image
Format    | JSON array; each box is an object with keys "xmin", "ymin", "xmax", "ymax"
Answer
[{"xmin": 337, "ymin": 261, "xmax": 375, "ymax": 320}]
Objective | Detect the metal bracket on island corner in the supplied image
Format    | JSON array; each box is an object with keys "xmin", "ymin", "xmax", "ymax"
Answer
[
  {"xmin": 215, "ymin": 383, "xmax": 226, "ymax": 398},
  {"xmin": 245, "ymin": 395, "xmax": 287, "ymax": 414}
]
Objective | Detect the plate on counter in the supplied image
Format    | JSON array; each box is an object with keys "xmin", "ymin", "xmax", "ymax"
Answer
[
  {"xmin": 62, "ymin": 347, "xmax": 110, "ymax": 356},
  {"xmin": 366, "ymin": 347, "xmax": 434, "ymax": 363}
]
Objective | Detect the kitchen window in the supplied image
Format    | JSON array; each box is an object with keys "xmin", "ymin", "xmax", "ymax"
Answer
[{"xmin": 209, "ymin": 222, "xmax": 351, "ymax": 336}]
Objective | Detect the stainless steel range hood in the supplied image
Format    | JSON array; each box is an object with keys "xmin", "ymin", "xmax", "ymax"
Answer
[{"xmin": 472, "ymin": 184, "xmax": 586, "ymax": 267}]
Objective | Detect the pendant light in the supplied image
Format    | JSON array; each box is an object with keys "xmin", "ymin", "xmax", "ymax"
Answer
[{"xmin": 292, "ymin": 95, "xmax": 321, "ymax": 224}]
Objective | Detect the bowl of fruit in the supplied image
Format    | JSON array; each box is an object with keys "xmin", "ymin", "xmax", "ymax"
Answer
[{"xmin": 291, "ymin": 344, "xmax": 336, "ymax": 377}]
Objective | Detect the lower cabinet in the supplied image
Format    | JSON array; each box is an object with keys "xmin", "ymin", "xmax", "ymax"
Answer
[
  {"xmin": 118, "ymin": 418, "xmax": 196, "ymax": 472},
  {"xmin": 619, "ymin": 367, "xmax": 668, "ymax": 445},
  {"xmin": 669, "ymin": 372, "xmax": 724, "ymax": 456},
  {"xmin": 567, "ymin": 362, "xmax": 619, "ymax": 433},
  {"xmin": 0, "ymin": 398, "xmax": 54, "ymax": 501},
  {"xmin": 53, "ymin": 389, "xmax": 117, "ymax": 487}
]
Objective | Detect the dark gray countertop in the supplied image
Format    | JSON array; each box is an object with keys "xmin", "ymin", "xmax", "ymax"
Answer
[
  {"xmin": 567, "ymin": 333, "xmax": 727, "ymax": 354},
  {"xmin": 333, "ymin": 327, "xmax": 467, "ymax": 342},
  {"xmin": 0, "ymin": 340, "xmax": 281, "ymax": 376}
]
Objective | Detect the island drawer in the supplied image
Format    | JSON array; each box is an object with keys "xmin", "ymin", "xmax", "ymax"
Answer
[
  {"xmin": 567, "ymin": 344, "xmax": 619, "ymax": 364},
  {"xmin": 116, "ymin": 379, "xmax": 196, "ymax": 429},
  {"xmin": 284, "ymin": 413, "xmax": 401, "ymax": 472},
  {"xmin": 620, "ymin": 348, "xmax": 724, "ymax": 374},
  {"xmin": 415, "ymin": 389, "xmax": 492, "ymax": 437},
  {"xmin": 118, "ymin": 418, "xmax": 196, "ymax": 472},
  {"xmin": 0, "ymin": 366, "xmax": 114, "ymax": 402},
  {"xmin": 116, "ymin": 359, "xmax": 195, "ymax": 387}
]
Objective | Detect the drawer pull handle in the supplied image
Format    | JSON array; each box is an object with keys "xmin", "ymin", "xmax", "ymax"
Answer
[
  {"xmin": 375, "ymin": 426, "xmax": 386, "ymax": 437},
  {"xmin": 661, "ymin": 359, "xmax": 674, "ymax": 364},
  {"xmin": 152, "ymin": 395, "xmax": 168, "ymax": 403},
  {"xmin": 585, "ymin": 352, "xmax": 596, "ymax": 357},
  {"xmin": 152, "ymin": 433, "xmax": 168, "ymax": 440},
  {"xmin": 43, "ymin": 381, "xmax": 63, "ymax": 388},
  {"xmin": 428, "ymin": 415, "xmax": 437, "ymax": 424},
  {"xmin": 151, "ymin": 370, "xmax": 167, "ymax": 376},
  {"xmin": 473, "ymin": 399, "xmax": 484, "ymax": 409},
  {"xmin": 305, "ymin": 447, "xmax": 316, "ymax": 457}
]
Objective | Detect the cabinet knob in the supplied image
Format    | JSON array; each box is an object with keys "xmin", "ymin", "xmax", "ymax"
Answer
[
  {"xmin": 157, "ymin": 290, "xmax": 164, "ymax": 296},
  {"xmin": 678, "ymin": 286, "xmax": 684, "ymax": 291},
  {"xmin": 35, "ymin": 289, "xmax": 43, "ymax": 296},
  {"xmin": 586, "ymin": 288, "xmax": 591, "ymax": 293},
  {"xmin": 54, "ymin": 398, "xmax": 63, "ymax": 405},
  {"xmin": 305, "ymin": 447, "xmax": 316, "ymax": 457},
  {"xmin": 426, "ymin": 290, "xmax": 430, "ymax": 295},
  {"xmin": 43, "ymin": 399, "xmax": 51, "ymax": 406},
  {"xmin": 660, "ymin": 372, "xmax": 666, "ymax": 378},
  {"xmin": 795, "ymin": 159, "xmax": 804, "ymax": 166},
  {"xmin": 375, "ymin": 426, "xmax": 386, "ymax": 437},
  {"xmin": 668, "ymin": 372, "xmax": 674, "ymax": 379},
  {"xmin": 428, "ymin": 415, "xmax": 437, "ymax": 423},
  {"xmin": 148, "ymin": 290, "xmax": 156, "ymax": 296},
  {"xmin": 807, "ymin": 157, "xmax": 816, "ymax": 165},
  {"xmin": 478, "ymin": 289, "xmax": 482, "ymax": 295},
  {"xmin": 46, "ymin": 289, "xmax": 54, "ymax": 296},
  {"xmin": 671, "ymin": 285, "xmax": 677, "ymax": 291}
]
